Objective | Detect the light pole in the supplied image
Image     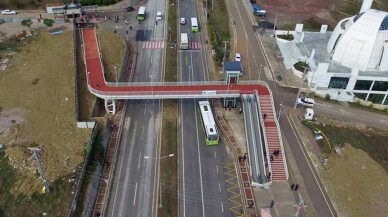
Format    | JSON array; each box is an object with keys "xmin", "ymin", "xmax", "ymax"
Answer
[
  {"xmin": 144, "ymin": 154, "xmax": 174, "ymax": 208},
  {"xmin": 277, "ymin": 102, "xmax": 283, "ymax": 123},
  {"xmin": 258, "ymin": 64, "xmax": 263, "ymax": 81},
  {"xmin": 114, "ymin": 66, "xmax": 118, "ymax": 82},
  {"xmin": 272, "ymin": 11, "xmax": 278, "ymax": 37},
  {"xmin": 294, "ymin": 67, "xmax": 309, "ymax": 109},
  {"xmin": 307, "ymin": 69, "xmax": 317, "ymax": 98}
]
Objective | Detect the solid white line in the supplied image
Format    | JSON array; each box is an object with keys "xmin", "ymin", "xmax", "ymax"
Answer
[
  {"xmin": 216, "ymin": 165, "xmax": 219, "ymax": 174},
  {"xmin": 287, "ymin": 115, "xmax": 335, "ymax": 217},
  {"xmin": 181, "ymin": 100, "xmax": 186, "ymax": 217},
  {"xmin": 133, "ymin": 182, "xmax": 138, "ymax": 205},
  {"xmin": 141, "ymin": 125, "xmax": 145, "ymax": 139},
  {"xmin": 194, "ymin": 100, "xmax": 206, "ymax": 217},
  {"xmin": 214, "ymin": 151, "xmax": 217, "ymax": 159},
  {"xmin": 110, "ymin": 118, "xmax": 131, "ymax": 216},
  {"xmin": 138, "ymin": 152, "xmax": 142, "ymax": 170},
  {"xmin": 218, "ymin": 182, "xmax": 221, "ymax": 192},
  {"xmin": 221, "ymin": 202, "xmax": 224, "ymax": 213}
]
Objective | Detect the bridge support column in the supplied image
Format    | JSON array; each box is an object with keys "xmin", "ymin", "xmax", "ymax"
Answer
[{"xmin": 104, "ymin": 99, "xmax": 117, "ymax": 114}]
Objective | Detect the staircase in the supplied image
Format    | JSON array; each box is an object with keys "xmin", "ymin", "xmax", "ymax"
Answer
[{"xmin": 258, "ymin": 94, "xmax": 287, "ymax": 181}]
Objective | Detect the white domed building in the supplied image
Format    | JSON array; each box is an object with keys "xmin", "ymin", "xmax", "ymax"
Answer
[{"xmin": 276, "ymin": 0, "xmax": 388, "ymax": 106}]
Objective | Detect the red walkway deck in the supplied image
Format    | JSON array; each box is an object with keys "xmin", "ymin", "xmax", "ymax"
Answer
[{"xmin": 82, "ymin": 28, "xmax": 269, "ymax": 97}]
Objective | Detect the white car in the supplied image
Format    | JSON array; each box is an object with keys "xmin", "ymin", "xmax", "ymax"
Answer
[
  {"xmin": 180, "ymin": 18, "xmax": 186, "ymax": 25},
  {"xmin": 297, "ymin": 97, "xmax": 315, "ymax": 107},
  {"xmin": 2, "ymin": 10, "xmax": 16, "ymax": 15},
  {"xmin": 235, "ymin": 53, "xmax": 241, "ymax": 62},
  {"xmin": 156, "ymin": 12, "xmax": 162, "ymax": 21}
]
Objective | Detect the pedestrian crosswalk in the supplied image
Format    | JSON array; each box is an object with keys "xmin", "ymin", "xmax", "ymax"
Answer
[
  {"xmin": 142, "ymin": 41, "xmax": 165, "ymax": 49},
  {"xmin": 189, "ymin": 41, "xmax": 201, "ymax": 49}
]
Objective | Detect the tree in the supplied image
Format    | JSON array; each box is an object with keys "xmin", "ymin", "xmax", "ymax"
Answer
[
  {"xmin": 21, "ymin": 18, "xmax": 33, "ymax": 30},
  {"xmin": 43, "ymin": 19, "xmax": 55, "ymax": 29}
]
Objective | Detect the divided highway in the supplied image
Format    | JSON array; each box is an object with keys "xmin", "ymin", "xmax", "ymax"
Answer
[
  {"xmin": 106, "ymin": 0, "xmax": 167, "ymax": 216},
  {"xmin": 178, "ymin": 0, "xmax": 233, "ymax": 216}
]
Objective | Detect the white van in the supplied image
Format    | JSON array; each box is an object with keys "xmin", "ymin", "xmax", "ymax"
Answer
[{"xmin": 156, "ymin": 12, "xmax": 162, "ymax": 20}]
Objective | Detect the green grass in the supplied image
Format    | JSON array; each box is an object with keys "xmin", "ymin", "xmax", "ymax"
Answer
[
  {"xmin": 0, "ymin": 150, "xmax": 75, "ymax": 216},
  {"xmin": 302, "ymin": 120, "xmax": 388, "ymax": 171},
  {"xmin": 158, "ymin": 1, "xmax": 178, "ymax": 216},
  {"xmin": 207, "ymin": 0, "xmax": 231, "ymax": 64},
  {"xmin": 277, "ymin": 33, "xmax": 294, "ymax": 41},
  {"xmin": 73, "ymin": 128, "xmax": 105, "ymax": 216}
]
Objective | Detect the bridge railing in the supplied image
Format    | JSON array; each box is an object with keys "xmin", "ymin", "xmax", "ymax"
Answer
[{"xmin": 104, "ymin": 80, "xmax": 262, "ymax": 87}]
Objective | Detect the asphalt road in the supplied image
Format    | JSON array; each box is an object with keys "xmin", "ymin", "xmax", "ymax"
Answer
[
  {"xmin": 106, "ymin": 0, "xmax": 166, "ymax": 216},
  {"xmin": 228, "ymin": 0, "xmax": 339, "ymax": 216},
  {"xmin": 178, "ymin": 0, "xmax": 233, "ymax": 216}
]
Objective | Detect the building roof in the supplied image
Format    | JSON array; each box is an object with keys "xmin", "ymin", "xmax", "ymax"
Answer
[
  {"xmin": 331, "ymin": 9, "xmax": 388, "ymax": 72},
  {"xmin": 46, "ymin": 3, "xmax": 65, "ymax": 7},
  {"xmin": 224, "ymin": 61, "xmax": 242, "ymax": 71}
]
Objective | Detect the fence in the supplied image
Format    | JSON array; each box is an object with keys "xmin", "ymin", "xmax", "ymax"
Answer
[
  {"xmin": 67, "ymin": 122, "xmax": 98, "ymax": 217},
  {"xmin": 1, "ymin": 18, "xmax": 65, "ymax": 24},
  {"xmin": 73, "ymin": 20, "xmax": 80, "ymax": 122}
]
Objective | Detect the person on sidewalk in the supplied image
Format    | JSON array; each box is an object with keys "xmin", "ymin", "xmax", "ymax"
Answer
[
  {"xmin": 270, "ymin": 154, "xmax": 274, "ymax": 162},
  {"xmin": 270, "ymin": 200, "xmax": 275, "ymax": 208},
  {"xmin": 238, "ymin": 156, "xmax": 242, "ymax": 163},
  {"xmin": 243, "ymin": 155, "xmax": 247, "ymax": 162}
]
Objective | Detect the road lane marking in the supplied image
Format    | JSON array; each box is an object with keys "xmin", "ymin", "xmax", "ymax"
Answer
[
  {"xmin": 287, "ymin": 115, "xmax": 335, "ymax": 217},
  {"xmin": 138, "ymin": 152, "xmax": 142, "ymax": 170},
  {"xmin": 216, "ymin": 165, "xmax": 219, "ymax": 174},
  {"xmin": 133, "ymin": 182, "xmax": 138, "ymax": 205},
  {"xmin": 142, "ymin": 125, "xmax": 145, "ymax": 139},
  {"xmin": 194, "ymin": 100, "xmax": 206, "ymax": 217},
  {"xmin": 110, "ymin": 119, "xmax": 133, "ymax": 217},
  {"xmin": 218, "ymin": 182, "xmax": 221, "ymax": 192},
  {"xmin": 214, "ymin": 151, "xmax": 217, "ymax": 159},
  {"xmin": 221, "ymin": 202, "xmax": 224, "ymax": 213},
  {"xmin": 181, "ymin": 101, "xmax": 186, "ymax": 217}
]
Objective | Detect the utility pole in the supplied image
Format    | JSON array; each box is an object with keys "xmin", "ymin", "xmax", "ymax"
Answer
[
  {"xmin": 222, "ymin": 41, "xmax": 229, "ymax": 63},
  {"xmin": 28, "ymin": 148, "xmax": 50, "ymax": 193},
  {"xmin": 277, "ymin": 102, "xmax": 283, "ymax": 123},
  {"xmin": 294, "ymin": 67, "xmax": 309, "ymax": 109},
  {"xmin": 205, "ymin": 0, "xmax": 208, "ymax": 22},
  {"xmin": 272, "ymin": 11, "xmax": 278, "ymax": 37}
]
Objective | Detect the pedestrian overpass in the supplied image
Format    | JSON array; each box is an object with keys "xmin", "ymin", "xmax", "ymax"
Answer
[{"xmin": 81, "ymin": 28, "xmax": 288, "ymax": 185}]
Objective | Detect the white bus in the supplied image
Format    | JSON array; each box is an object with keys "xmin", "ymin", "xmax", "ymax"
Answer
[
  {"xmin": 137, "ymin": 6, "xmax": 146, "ymax": 20},
  {"xmin": 191, "ymin": 17, "xmax": 199, "ymax": 32},
  {"xmin": 198, "ymin": 101, "xmax": 219, "ymax": 145},
  {"xmin": 180, "ymin": 33, "xmax": 189, "ymax": 50}
]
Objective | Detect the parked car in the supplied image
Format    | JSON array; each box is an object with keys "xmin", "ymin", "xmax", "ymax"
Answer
[
  {"xmin": 2, "ymin": 10, "xmax": 16, "ymax": 15},
  {"xmin": 234, "ymin": 53, "xmax": 241, "ymax": 62},
  {"xmin": 124, "ymin": 6, "xmax": 135, "ymax": 12},
  {"xmin": 180, "ymin": 17, "xmax": 186, "ymax": 25},
  {"xmin": 297, "ymin": 97, "xmax": 315, "ymax": 107},
  {"xmin": 250, "ymin": 0, "xmax": 257, "ymax": 3}
]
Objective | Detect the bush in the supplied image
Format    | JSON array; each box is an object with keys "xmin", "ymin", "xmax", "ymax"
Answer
[{"xmin": 293, "ymin": 61, "xmax": 309, "ymax": 72}]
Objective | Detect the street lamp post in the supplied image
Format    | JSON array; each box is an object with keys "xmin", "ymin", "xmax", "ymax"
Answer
[
  {"xmin": 114, "ymin": 66, "xmax": 118, "ymax": 82},
  {"xmin": 294, "ymin": 67, "xmax": 309, "ymax": 109},
  {"xmin": 258, "ymin": 64, "xmax": 263, "ymax": 81},
  {"xmin": 144, "ymin": 154, "xmax": 174, "ymax": 208},
  {"xmin": 277, "ymin": 102, "xmax": 283, "ymax": 123}
]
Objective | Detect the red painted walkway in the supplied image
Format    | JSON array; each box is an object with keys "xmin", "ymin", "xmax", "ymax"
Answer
[
  {"xmin": 82, "ymin": 28, "xmax": 269, "ymax": 96},
  {"xmin": 259, "ymin": 95, "xmax": 287, "ymax": 181}
]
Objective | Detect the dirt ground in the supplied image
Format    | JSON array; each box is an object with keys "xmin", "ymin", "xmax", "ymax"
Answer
[
  {"xmin": 256, "ymin": 0, "xmax": 337, "ymax": 26},
  {"xmin": 0, "ymin": 30, "xmax": 91, "ymax": 195},
  {"xmin": 295, "ymin": 113, "xmax": 388, "ymax": 217}
]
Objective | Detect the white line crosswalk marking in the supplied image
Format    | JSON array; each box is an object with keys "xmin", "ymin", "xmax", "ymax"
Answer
[{"xmin": 142, "ymin": 41, "xmax": 165, "ymax": 49}]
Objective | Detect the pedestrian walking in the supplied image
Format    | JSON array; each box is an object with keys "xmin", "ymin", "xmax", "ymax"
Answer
[
  {"xmin": 267, "ymin": 172, "xmax": 271, "ymax": 180},
  {"xmin": 243, "ymin": 155, "xmax": 247, "ymax": 162},
  {"xmin": 96, "ymin": 82, "xmax": 99, "ymax": 87},
  {"xmin": 273, "ymin": 150, "xmax": 277, "ymax": 156},
  {"xmin": 263, "ymin": 113, "xmax": 267, "ymax": 120},
  {"xmin": 248, "ymin": 201, "xmax": 253, "ymax": 208},
  {"xmin": 270, "ymin": 200, "xmax": 275, "ymax": 208},
  {"xmin": 233, "ymin": 20, "xmax": 235, "ymax": 25},
  {"xmin": 295, "ymin": 184, "xmax": 299, "ymax": 191},
  {"xmin": 291, "ymin": 184, "xmax": 295, "ymax": 190},
  {"xmin": 126, "ymin": 30, "xmax": 128, "ymax": 35},
  {"xmin": 106, "ymin": 161, "xmax": 110, "ymax": 168},
  {"xmin": 130, "ymin": 25, "xmax": 133, "ymax": 30},
  {"xmin": 270, "ymin": 154, "xmax": 274, "ymax": 162},
  {"xmin": 238, "ymin": 156, "xmax": 242, "ymax": 163}
]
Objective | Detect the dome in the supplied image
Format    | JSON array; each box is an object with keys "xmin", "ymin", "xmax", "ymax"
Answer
[{"xmin": 328, "ymin": 9, "xmax": 388, "ymax": 72}]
